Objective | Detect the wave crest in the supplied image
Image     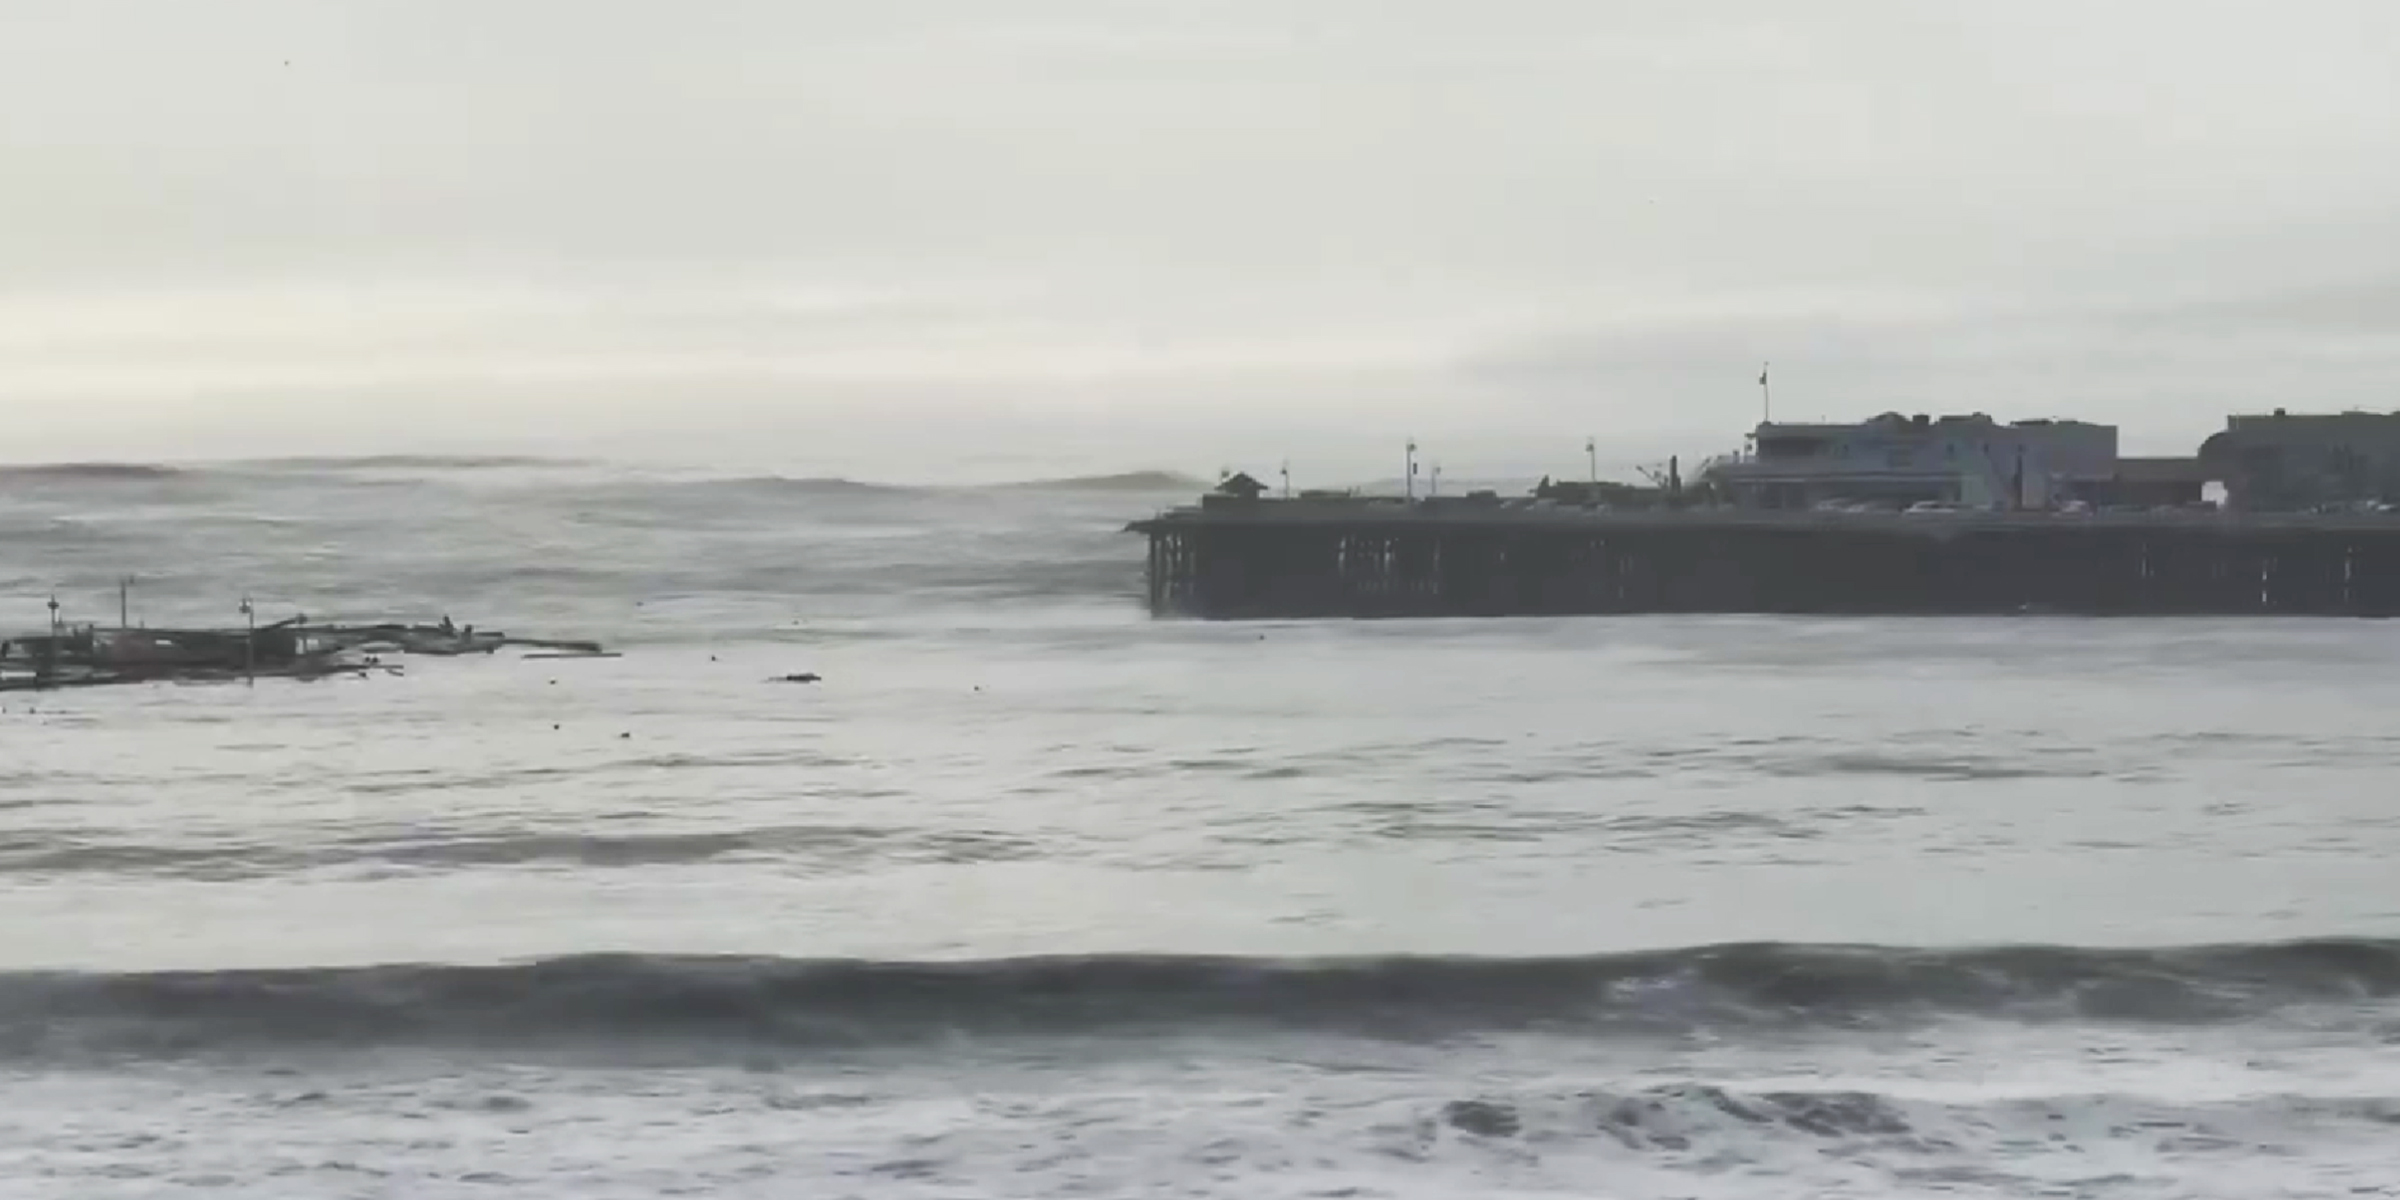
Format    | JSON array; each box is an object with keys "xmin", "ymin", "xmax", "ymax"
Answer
[
  {"xmin": 661, "ymin": 475, "xmax": 918, "ymax": 499},
  {"xmin": 4, "ymin": 937, "xmax": 2396, "ymax": 1061},
  {"xmin": 990, "ymin": 471, "xmax": 1208, "ymax": 493}
]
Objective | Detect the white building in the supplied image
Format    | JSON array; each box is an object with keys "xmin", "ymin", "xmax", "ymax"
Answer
[{"xmin": 1701, "ymin": 412, "xmax": 2119, "ymax": 510}]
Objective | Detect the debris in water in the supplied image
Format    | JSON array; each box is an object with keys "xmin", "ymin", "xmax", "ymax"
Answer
[{"xmin": 0, "ymin": 609, "xmax": 610, "ymax": 693}]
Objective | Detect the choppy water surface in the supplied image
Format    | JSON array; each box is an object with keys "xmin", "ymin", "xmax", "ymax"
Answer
[{"xmin": 5, "ymin": 458, "xmax": 2400, "ymax": 1198}]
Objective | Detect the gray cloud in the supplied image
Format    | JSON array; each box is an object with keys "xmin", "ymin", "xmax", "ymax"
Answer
[{"xmin": 5, "ymin": 1, "xmax": 2400, "ymax": 475}]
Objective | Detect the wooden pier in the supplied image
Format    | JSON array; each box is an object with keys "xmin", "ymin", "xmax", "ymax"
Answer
[{"xmin": 1128, "ymin": 499, "xmax": 2400, "ymax": 618}]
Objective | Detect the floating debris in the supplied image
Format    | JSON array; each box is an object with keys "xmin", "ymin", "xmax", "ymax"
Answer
[{"xmin": 0, "ymin": 614, "xmax": 608, "ymax": 693}]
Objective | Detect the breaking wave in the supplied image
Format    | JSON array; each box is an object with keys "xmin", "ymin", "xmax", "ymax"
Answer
[
  {"xmin": 1421, "ymin": 1082, "xmax": 2400, "ymax": 1159},
  {"xmin": 5, "ymin": 938, "xmax": 2396, "ymax": 1061}
]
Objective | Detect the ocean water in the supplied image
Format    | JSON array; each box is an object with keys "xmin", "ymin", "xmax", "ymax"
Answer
[{"xmin": 4, "ymin": 457, "xmax": 2400, "ymax": 1198}]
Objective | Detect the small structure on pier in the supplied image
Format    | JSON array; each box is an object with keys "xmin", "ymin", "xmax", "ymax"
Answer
[
  {"xmin": 1211, "ymin": 471, "xmax": 1272, "ymax": 502},
  {"xmin": 2094, "ymin": 457, "xmax": 2212, "ymax": 509},
  {"xmin": 1530, "ymin": 476, "xmax": 1671, "ymax": 508}
]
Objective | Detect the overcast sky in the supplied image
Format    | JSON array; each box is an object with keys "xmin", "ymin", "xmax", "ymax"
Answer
[{"xmin": 6, "ymin": 1, "xmax": 2400, "ymax": 479}]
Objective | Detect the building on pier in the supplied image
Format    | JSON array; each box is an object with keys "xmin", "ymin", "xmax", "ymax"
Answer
[
  {"xmin": 1206, "ymin": 471, "xmax": 1273, "ymax": 504},
  {"xmin": 1700, "ymin": 412, "xmax": 2118, "ymax": 510},
  {"xmin": 2199, "ymin": 409, "xmax": 2400, "ymax": 511}
]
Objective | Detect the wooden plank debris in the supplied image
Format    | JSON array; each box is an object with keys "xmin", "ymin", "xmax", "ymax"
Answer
[{"xmin": 0, "ymin": 613, "xmax": 609, "ymax": 692}]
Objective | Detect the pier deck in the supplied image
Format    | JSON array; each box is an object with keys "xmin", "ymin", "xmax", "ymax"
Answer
[{"xmin": 1127, "ymin": 501, "xmax": 2400, "ymax": 618}]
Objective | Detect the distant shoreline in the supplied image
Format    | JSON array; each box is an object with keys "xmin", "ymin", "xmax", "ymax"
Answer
[{"xmin": 0, "ymin": 457, "xmax": 1213, "ymax": 493}]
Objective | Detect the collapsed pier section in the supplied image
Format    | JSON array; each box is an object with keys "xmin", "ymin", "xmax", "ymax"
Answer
[{"xmin": 1128, "ymin": 502, "xmax": 2400, "ymax": 618}]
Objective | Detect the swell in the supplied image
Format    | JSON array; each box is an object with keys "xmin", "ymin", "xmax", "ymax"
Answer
[
  {"xmin": 986, "ymin": 470, "xmax": 1208, "ymax": 493},
  {"xmin": 4, "ymin": 938, "xmax": 2396, "ymax": 1061},
  {"xmin": 0, "ymin": 461, "xmax": 185, "ymax": 482},
  {"xmin": 235, "ymin": 454, "xmax": 582, "ymax": 472},
  {"xmin": 626, "ymin": 470, "xmax": 1203, "ymax": 497},
  {"xmin": 0, "ymin": 822, "xmax": 1042, "ymax": 880},
  {"xmin": 0, "ymin": 455, "xmax": 582, "ymax": 482},
  {"xmin": 0, "ymin": 461, "xmax": 1180, "ymax": 497}
]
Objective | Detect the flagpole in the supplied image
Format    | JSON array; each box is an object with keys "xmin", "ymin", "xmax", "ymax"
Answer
[{"xmin": 1759, "ymin": 362, "xmax": 1772, "ymax": 424}]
